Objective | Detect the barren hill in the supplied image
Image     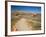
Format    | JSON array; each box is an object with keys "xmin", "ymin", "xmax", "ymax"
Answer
[{"xmin": 11, "ymin": 11, "xmax": 41, "ymax": 31}]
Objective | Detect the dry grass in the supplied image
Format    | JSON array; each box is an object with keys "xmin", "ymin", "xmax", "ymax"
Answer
[{"xmin": 11, "ymin": 11, "xmax": 41, "ymax": 31}]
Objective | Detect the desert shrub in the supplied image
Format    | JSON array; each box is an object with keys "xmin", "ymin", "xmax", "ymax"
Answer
[
  {"xmin": 31, "ymin": 21, "xmax": 41, "ymax": 30},
  {"xmin": 27, "ymin": 18, "xmax": 41, "ymax": 30}
]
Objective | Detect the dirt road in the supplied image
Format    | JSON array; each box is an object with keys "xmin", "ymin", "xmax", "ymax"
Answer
[{"xmin": 15, "ymin": 18, "xmax": 32, "ymax": 31}]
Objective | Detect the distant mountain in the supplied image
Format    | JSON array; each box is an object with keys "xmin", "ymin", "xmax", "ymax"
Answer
[
  {"xmin": 12, "ymin": 10, "xmax": 40, "ymax": 14},
  {"xmin": 11, "ymin": 11, "xmax": 41, "ymax": 16}
]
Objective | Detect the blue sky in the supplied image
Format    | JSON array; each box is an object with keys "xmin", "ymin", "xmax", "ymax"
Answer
[{"xmin": 11, "ymin": 5, "xmax": 41, "ymax": 14}]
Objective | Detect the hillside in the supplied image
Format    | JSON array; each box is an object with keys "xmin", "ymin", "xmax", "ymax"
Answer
[{"xmin": 11, "ymin": 11, "xmax": 41, "ymax": 31}]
